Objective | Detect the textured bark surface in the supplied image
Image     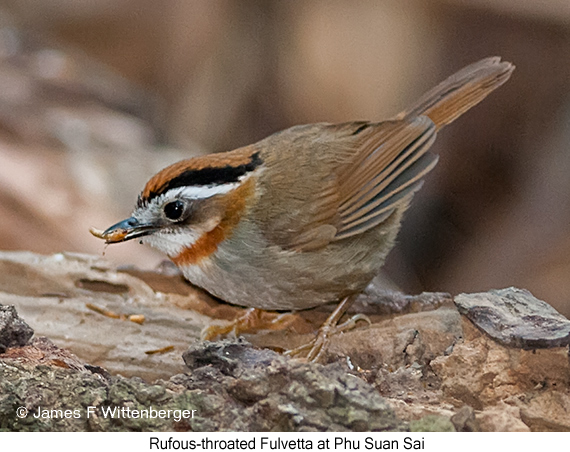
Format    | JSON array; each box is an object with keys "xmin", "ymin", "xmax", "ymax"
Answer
[
  {"xmin": 0, "ymin": 251, "xmax": 568, "ymax": 432},
  {"xmin": 0, "ymin": 337, "xmax": 405, "ymax": 432}
]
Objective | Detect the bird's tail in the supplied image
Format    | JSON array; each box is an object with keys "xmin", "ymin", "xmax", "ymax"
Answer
[{"xmin": 398, "ymin": 57, "xmax": 514, "ymax": 130}]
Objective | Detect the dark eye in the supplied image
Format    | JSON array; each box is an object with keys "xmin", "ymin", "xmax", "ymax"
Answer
[{"xmin": 163, "ymin": 200, "xmax": 185, "ymax": 221}]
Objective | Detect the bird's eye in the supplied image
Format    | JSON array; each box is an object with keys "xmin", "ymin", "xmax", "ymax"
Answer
[{"xmin": 163, "ymin": 200, "xmax": 185, "ymax": 221}]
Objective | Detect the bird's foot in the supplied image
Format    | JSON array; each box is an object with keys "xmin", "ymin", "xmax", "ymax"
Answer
[
  {"xmin": 201, "ymin": 308, "xmax": 298, "ymax": 340},
  {"xmin": 285, "ymin": 313, "xmax": 371, "ymax": 362},
  {"xmin": 284, "ymin": 295, "xmax": 370, "ymax": 362}
]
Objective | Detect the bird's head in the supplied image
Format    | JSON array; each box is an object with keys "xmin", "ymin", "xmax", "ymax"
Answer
[{"xmin": 91, "ymin": 149, "xmax": 263, "ymax": 265}]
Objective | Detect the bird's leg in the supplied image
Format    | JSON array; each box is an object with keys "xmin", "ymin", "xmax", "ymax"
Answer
[
  {"xmin": 285, "ymin": 294, "xmax": 370, "ymax": 362},
  {"xmin": 201, "ymin": 308, "xmax": 298, "ymax": 340},
  {"xmin": 201, "ymin": 295, "xmax": 370, "ymax": 362}
]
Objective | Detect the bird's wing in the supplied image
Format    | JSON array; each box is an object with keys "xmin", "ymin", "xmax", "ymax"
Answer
[
  {"xmin": 286, "ymin": 117, "xmax": 438, "ymax": 251},
  {"xmin": 261, "ymin": 57, "xmax": 513, "ymax": 251}
]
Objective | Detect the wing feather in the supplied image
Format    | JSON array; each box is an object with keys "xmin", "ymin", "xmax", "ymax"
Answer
[
  {"xmin": 333, "ymin": 117, "xmax": 437, "ymax": 239},
  {"xmin": 284, "ymin": 117, "xmax": 438, "ymax": 250},
  {"xmin": 269, "ymin": 57, "xmax": 513, "ymax": 251}
]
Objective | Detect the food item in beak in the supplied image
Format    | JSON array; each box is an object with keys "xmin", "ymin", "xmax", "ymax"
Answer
[{"xmin": 89, "ymin": 226, "xmax": 128, "ymax": 243}]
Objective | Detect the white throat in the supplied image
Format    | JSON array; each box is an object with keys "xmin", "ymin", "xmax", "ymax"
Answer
[{"xmin": 141, "ymin": 230, "xmax": 199, "ymax": 257}]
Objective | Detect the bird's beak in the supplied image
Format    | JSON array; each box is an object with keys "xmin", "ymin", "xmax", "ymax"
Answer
[{"xmin": 89, "ymin": 217, "xmax": 156, "ymax": 244}]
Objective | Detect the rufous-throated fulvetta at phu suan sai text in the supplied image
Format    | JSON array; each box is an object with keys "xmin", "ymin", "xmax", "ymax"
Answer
[{"xmin": 92, "ymin": 57, "xmax": 513, "ymax": 353}]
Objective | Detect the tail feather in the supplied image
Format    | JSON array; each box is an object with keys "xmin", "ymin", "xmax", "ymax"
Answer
[{"xmin": 398, "ymin": 57, "xmax": 514, "ymax": 130}]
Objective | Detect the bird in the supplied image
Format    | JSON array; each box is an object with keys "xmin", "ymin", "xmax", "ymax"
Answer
[{"xmin": 91, "ymin": 57, "xmax": 514, "ymax": 359}]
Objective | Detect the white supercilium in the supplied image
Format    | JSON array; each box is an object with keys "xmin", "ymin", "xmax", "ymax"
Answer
[{"xmin": 132, "ymin": 176, "xmax": 250, "ymax": 258}]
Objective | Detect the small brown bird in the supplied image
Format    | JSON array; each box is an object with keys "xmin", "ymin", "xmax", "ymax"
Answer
[{"xmin": 92, "ymin": 57, "xmax": 513, "ymax": 357}]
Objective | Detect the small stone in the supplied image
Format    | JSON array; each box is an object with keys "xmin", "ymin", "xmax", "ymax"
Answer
[
  {"xmin": 0, "ymin": 305, "xmax": 34, "ymax": 353},
  {"xmin": 455, "ymin": 287, "xmax": 570, "ymax": 349},
  {"xmin": 450, "ymin": 405, "xmax": 480, "ymax": 432}
]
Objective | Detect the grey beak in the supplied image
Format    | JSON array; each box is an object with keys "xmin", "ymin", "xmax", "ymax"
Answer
[{"xmin": 98, "ymin": 217, "xmax": 156, "ymax": 243}]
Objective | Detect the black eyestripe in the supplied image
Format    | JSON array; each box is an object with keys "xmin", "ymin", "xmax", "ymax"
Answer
[{"xmin": 138, "ymin": 152, "xmax": 262, "ymax": 207}]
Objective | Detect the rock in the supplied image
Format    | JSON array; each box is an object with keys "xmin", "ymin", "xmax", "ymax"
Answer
[
  {"xmin": 430, "ymin": 318, "xmax": 570, "ymax": 431},
  {"xmin": 0, "ymin": 305, "xmax": 34, "ymax": 353},
  {"xmin": 0, "ymin": 337, "xmax": 406, "ymax": 432},
  {"xmin": 325, "ymin": 287, "xmax": 570, "ymax": 432},
  {"xmin": 178, "ymin": 339, "xmax": 404, "ymax": 432},
  {"xmin": 0, "ymin": 359, "xmax": 201, "ymax": 432},
  {"xmin": 518, "ymin": 391, "xmax": 570, "ymax": 431},
  {"xmin": 450, "ymin": 405, "xmax": 479, "ymax": 432},
  {"xmin": 476, "ymin": 404, "xmax": 530, "ymax": 432},
  {"xmin": 409, "ymin": 415, "xmax": 455, "ymax": 432},
  {"xmin": 326, "ymin": 304, "xmax": 462, "ymax": 370},
  {"xmin": 455, "ymin": 287, "xmax": 570, "ymax": 349},
  {"xmin": 353, "ymin": 276, "xmax": 452, "ymax": 316},
  {"xmin": 2, "ymin": 336, "xmax": 89, "ymax": 371}
]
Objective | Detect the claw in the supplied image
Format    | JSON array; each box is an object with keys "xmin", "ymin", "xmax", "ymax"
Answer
[
  {"xmin": 201, "ymin": 308, "xmax": 299, "ymax": 340},
  {"xmin": 201, "ymin": 296, "xmax": 370, "ymax": 363},
  {"xmin": 285, "ymin": 295, "xmax": 369, "ymax": 362},
  {"xmin": 336, "ymin": 313, "xmax": 371, "ymax": 332}
]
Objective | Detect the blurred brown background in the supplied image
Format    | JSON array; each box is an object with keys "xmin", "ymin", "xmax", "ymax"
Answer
[{"xmin": 0, "ymin": 0, "xmax": 570, "ymax": 316}]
